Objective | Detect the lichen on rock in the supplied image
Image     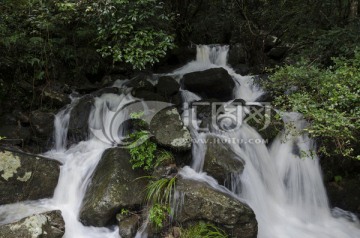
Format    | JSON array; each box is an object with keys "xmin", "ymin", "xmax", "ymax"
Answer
[
  {"xmin": 9, "ymin": 214, "xmax": 47, "ymax": 238},
  {"xmin": 17, "ymin": 172, "xmax": 32, "ymax": 182},
  {"xmin": 0, "ymin": 151, "xmax": 21, "ymax": 181}
]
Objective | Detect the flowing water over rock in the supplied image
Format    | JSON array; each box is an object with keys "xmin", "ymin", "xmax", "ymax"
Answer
[{"xmin": 0, "ymin": 45, "xmax": 359, "ymax": 238}]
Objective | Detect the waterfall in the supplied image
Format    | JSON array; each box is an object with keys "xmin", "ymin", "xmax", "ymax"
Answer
[
  {"xmin": 175, "ymin": 45, "xmax": 360, "ymax": 238},
  {"xmin": 0, "ymin": 44, "xmax": 359, "ymax": 238}
]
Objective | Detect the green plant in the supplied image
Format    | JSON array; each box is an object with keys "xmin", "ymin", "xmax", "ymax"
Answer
[
  {"xmin": 155, "ymin": 150, "xmax": 175, "ymax": 168},
  {"xmin": 148, "ymin": 203, "xmax": 171, "ymax": 229},
  {"xmin": 145, "ymin": 176, "xmax": 177, "ymax": 230},
  {"xmin": 334, "ymin": 175, "xmax": 343, "ymax": 183},
  {"xmin": 263, "ymin": 51, "xmax": 360, "ymax": 160},
  {"xmin": 83, "ymin": 0, "xmax": 175, "ymax": 69},
  {"xmin": 130, "ymin": 111, "xmax": 145, "ymax": 119},
  {"xmin": 180, "ymin": 221, "xmax": 228, "ymax": 238},
  {"xmin": 120, "ymin": 208, "xmax": 130, "ymax": 216},
  {"xmin": 128, "ymin": 131, "xmax": 157, "ymax": 170},
  {"xmin": 146, "ymin": 176, "xmax": 177, "ymax": 205}
]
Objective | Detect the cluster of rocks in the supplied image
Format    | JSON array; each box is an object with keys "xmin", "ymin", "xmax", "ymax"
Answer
[{"xmin": 0, "ymin": 69, "xmax": 259, "ymax": 238}]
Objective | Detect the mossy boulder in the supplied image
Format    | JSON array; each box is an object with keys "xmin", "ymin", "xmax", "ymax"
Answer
[
  {"xmin": 150, "ymin": 107, "xmax": 191, "ymax": 151},
  {"xmin": 79, "ymin": 148, "xmax": 148, "ymax": 227},
  {"xmin": 0, "ymin": 210, "xmax": 65, "ymax": 238},
  {"xmin": 175, "ymin": 178, "xmax": 257, "ymax": 238},
  {"xmin": 0, "ymin": 148, "xmax": 61, "ymax": 205}
]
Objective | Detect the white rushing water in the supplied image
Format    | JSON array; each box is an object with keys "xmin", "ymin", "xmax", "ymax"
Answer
[
  {"xmin": 0, "ymin": 44, "xmax": 359, "ymax": 238},
  {"xmin": 177, "ymin": 45, "xmax": 360, "ymax": 238}
]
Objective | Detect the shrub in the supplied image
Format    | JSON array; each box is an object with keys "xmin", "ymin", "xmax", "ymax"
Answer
[{"xmin": 263, "ymin": 51, "xmax": 360, "ymax": 160}]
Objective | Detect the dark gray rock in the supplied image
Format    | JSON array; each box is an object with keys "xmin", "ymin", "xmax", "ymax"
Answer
[
  {"xmin": 117, "ymin": 213, "xmax": 141, "ymax": 238},
  {"xmin": 126, "ymin": 73, "xmax": 155, "ymax": 92},
  {"xmin": 171, "ymin": 92, "xmax": 183, "ymax": 107},
  {"xmin": 0, "ymin": 210, "xmax": 65, "ymax": 238},
  {"xmin": 79, "ymin": 148, "xmax": 148, "ymax": 227},
  {"xmin": 132, "ymin": 90, "xmax": 166, "ymax": 102},
  {"xmin": 182, "ymin": 68, "xmax": 235, "ymax": 101},
  {"xmin": 156, "ymin": 76, "xmax": 180, "ymax": 98},
  {"xmin": 204, "ymin": 135, "xmax": 244, "ymax": 185},
  {"xmin": 150, "ymin": 107, "xmax": 191, "ymax": 151},
  {"xmin": 0, "ymin": 148, "xmax": 61, "ymax": 205},
  {"xmin": 175, "ymin": 178, "xmax": 257, "ymax": 238},
  {"xmin": 68, "ymin": 95, "xmax": 94, "ymax": 144}
]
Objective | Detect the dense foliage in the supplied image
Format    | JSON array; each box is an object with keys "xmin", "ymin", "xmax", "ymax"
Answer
[
  {"xmin": 0, "ymin": 0, "xmax": 174, "ymax": 104},
  {"xmin": 264, "ymin": 52, "xmax": 360, "ymax": 160}
]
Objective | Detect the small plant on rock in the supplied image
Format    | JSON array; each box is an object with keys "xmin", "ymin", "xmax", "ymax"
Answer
[
  {"xmin": 128, "ymin": 131, "xmax": 157, "ymax": 171},
  {"xmin": 145, "ymin": 175, "xmax": 177, "ymax": 230},
  {"xmin": 180, "ymin": 221, "xmax": 228, "ymax": 238}
]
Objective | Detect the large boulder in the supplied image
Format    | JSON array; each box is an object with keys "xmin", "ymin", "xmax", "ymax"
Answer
[
  {"xmin": 204, "ymin": 135, "xmax": 244, "ymax": 185},
  {"xmin": 150, "ymin": 107, "xmax": 192, "ymax": 151},
  {"xmin": 68, "ymin": 95, "xmax": 94, "ymax": 144},
  {"xmin": 182, "ymin": 68, "xmax": 235, "ymax": 101},
  {"xmin": 79, "ymin": 148, "xmax": 148, "ymax": 227},
  {"xmin": 175, "ymin": 178, "xmax": 257, "ymax": 238},
  {"xmin": 0, "ymin": 210, "xmax": 65, "ymax": 238},
  {"xmin": 0, "ymin": 148, "xmax": 61, "ymax": 205}
]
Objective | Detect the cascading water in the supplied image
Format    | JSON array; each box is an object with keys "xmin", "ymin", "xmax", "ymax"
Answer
[
  {"xmin": 0, "ymin": 44, "xmax": 359, "ymax": 238},
  {"xmin": 176, "ymin": 45, "xmax": 360, "ymax": 238}
]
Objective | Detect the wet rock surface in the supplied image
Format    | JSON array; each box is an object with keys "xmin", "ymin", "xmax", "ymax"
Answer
[
  {"xmin": 117, "ymin": 213, "xmax": 141, "ymax": 238},
  {"xmin": 150, "ymin": 107, "xmax": 191, "ymax": 151},
  {"xmin": 0, "ymin": 148, "xmax": 60, "ymax": 205},
  {"xmin": 68, "ymin": 95, "xmax": 94, "ymax": 144},
  {"xmin": 175, "ymin": 178, "xmax": 258, "ymax": 238},
  {"xmin": 182, "ymin": 68, "xmax": 235, "ymax": 101},
  {"xmin": 203, "ymin": 135, "xmax": 244, "ymax": 185},
  {"xmin": 0, "ymin": 210, "xmax": 65, "ymax": 238},
  {"xmin": 79, "ymin": 148, "xmax": 148, "ymax": 227}
]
